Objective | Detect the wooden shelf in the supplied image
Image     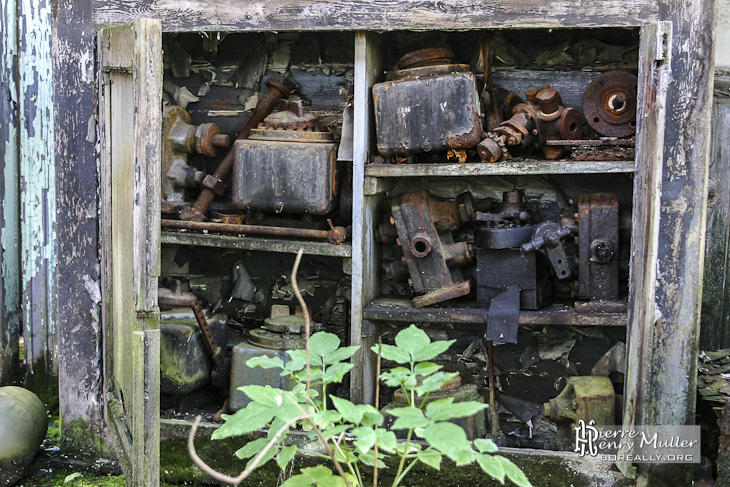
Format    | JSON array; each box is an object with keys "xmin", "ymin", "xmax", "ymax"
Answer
[
  {"xmin": 161, "ymin": 231, "xmax": 352, "ymax": 258},
  {"xmin": 363, "ymin": 298, "xmax": 627, "ymax": 327},
  {"xmin": 364, "ymin": 160, "xmax": 635, "ymax": 178}
]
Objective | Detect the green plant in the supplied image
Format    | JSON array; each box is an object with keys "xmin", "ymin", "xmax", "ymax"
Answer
[{"xmin": 188, "ymin": 252, "xmax": 531, "ymax": 487}]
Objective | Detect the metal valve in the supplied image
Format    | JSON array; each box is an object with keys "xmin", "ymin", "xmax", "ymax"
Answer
[{"xmin": 521, "ymin": 221, "xmax": 572, "ymax": 280}]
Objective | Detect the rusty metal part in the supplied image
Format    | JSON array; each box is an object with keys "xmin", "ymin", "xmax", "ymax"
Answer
[
  {"xmin": 158, "ymin": 286, "xmax": 197, "ymax": 308},
  {"xmin": 545, "ymin": 138, "xmax": 635, "ymax": 146},
  {"xmin": 260, "ymin": 99, "xmax": 323, "ymax": 131},
  {"xmin": 487, "ymin": 340, "xmax": 499, "ymax": 440},
  {"xmin": 482, "ymin": 38, "xmax": 502, "ymax": 132},
  {"xmin": 161, "ymin": 218, "xmax": 349, "ymax": 244},
  {"xmin": 575, "ymin": 193, "xmax": 620, "ymax": 301},
  {"xmin": 477, "ymin": 85, "xmax": 583, "ymax": 162},
  {"xmin": 374, "ymin": 68, "xmax": 482, "ymax": 156},
  {"xmin": 385, "ymin": 63, "xmax": 471, "ymax": 82},
  {"xmin": 543, "ymin": 376, "xmax": 615, "ymax": 426},
  {"xmin": 162, "ymin": 106, "xmax": 230, "ymax": 210},
  {"xmin": 396, "ymin": 47, "xmax": 454, "ymax": 70},
  {"xmin": 571, "ymin": 146, "xmax": 635, "ymax": 161},
  {"xmin": 180, "ymin": 73, "xmax": 295, "ymax": 222},
  {"xmin": 191, "ymin": 300, "xmax": 224, "ymax": 369},
  {"xmin": 248, "ymin": 328, "xmax": 306, "ymax": 351},
  {"xmin": 521, "ymin": 221, "xmax": 572, "ymax": 280},
  {"xmin": 390, "ymin": 190, "xmax": 472, "ymax": 307},
  {"xmin": 210, "ymin": 210, "xmax": 245, "ymax": 225},
  {"xmin": 583, "ymin": 70, "xmax": 638, "ymax": 137},
  {"xmin": 474, "ymin": 190, "xmax": 533, "ymax": 225}
]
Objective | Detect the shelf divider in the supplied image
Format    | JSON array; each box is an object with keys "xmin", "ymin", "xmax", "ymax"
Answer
[{"xmin": 365, "ymin": 160, "xmax": 635, "ymax": 178}]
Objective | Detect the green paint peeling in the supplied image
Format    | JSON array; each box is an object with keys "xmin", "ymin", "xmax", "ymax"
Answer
[
  {"xmin": 0, "ymin": 0, "xmax": 22, "ymax": 386},
  {"xmin": 18, "ymin": 0, "xmax": 56, "ymax": 378}
]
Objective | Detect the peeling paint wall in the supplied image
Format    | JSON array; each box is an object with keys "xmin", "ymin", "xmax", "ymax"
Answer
[
  {"xmin": 18, "ymin": 0, "xmax": 56, "ymax": 385},
  {"xmin": 717, "ymin": 0, "xmax": 730, "ymax": 69},
  {"xmin": 0, "ymin": 0, "xmax": 22, "ymax": 385}
]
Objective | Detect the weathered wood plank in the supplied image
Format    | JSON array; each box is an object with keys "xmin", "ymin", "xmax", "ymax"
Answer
[
  {"xmin": 363, "ymin": 298, "xmax": 627, "ymax": 326},
  {"xmin": 0, "ymin": 0, "xmax": 21, "ymax": 386},
  {"xmin": 55, "ymin": 0, "xmax": 107, "ymax": 459},
  {"xmin": 365, "ymin": 161, "xmax": 636, "ymax": 178},
  {"xmin": 350, "ymin": 32, "xmax": 384, "ymax": 406},
  {"xmin": 618, "ymin": 21, "xmax": 671, "ymax": 479},
  {"xmin": 93, "ymin": 0, "xmax": 659, "ymax": 32},
  {"xmin": 19, "ymin": 0, "xmax": 56, "ymax": 391},
  {"xmin": 161, "ymin": 231, "xmax": 353, "ymax": 258},
  {"xmin": 700, "ymin": 101, "xmax": 730, "ymax": 350}
]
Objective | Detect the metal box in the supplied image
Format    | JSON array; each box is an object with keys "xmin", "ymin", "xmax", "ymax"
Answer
[
  {"xmin": 160, "ymin": 310, "xmax": 228, "ymax": 395},
  {"xmin": 372, "ymin": 67, "xmax": 482, "ymax": 156},
  {"xmin": 232, "ymin": 133, "xmax": 338, "ymax": 215},
  {"xmin": 229, "ymin": 342, "xmax": 299, "ymax": 411}
]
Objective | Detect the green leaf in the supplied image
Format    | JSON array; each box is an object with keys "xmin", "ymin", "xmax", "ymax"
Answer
[
  {"xmin": 360, "ymin": 406, "xmax": 384, "ymax": 428},
  {"xmin": 283, "ymin": 466, "xmax": 355, "ymax": 487},
  {"xmin": 321, "ymin": 424, "xmax": 350, "ymax": 440},
  {"xmin": 415, "ymin": 371, "xmax": 459, "ymax": 397},
  {"xmin": 373, "ymin": 344, "xmax": 411, "ymax": 364},
  {"xmin": 285, "ymin": 350, "xmax": 308, "ymax": 373},
  {"xmin": 246, "ymin": 355, "xmax": 285, "ymax": 369},
  {"xmin": 323, "ymin": 362, "xmax": 355, "ymax": 383},
  {"xmin": 312, "ymin": 409, "xmax": 342, "ymax": 427},
  {"xmin": 324, "ymin": 345, "xmax": 360, "ymax": 365},
  {"xmin": 240, "ymin": 385, "xmax": 288, "ymax": 408},
  {"xmin": 331, "ymin": 395, "xmax": 364, "ymax": 424},
  {"xmin": 309, "ymin": 332, "xmax": 341, "ymax": 358},
  {"xmin": 277, "ymin": 445, "xmax": 298, "ymax": 470},
  {"xmin": 500, "ymin": 456, "xmax": 533, "ymax": 487},
  {"xmin": 394, "ymin": 441, "xmax": 422, "ymax": 454},
  {"xmin": 420, "ymin": 422, "xmax": 475, "ymax": 465},
  {"xmin": 476, "ymin": 453, "xmax": 505, "ymax": 483},
  {"xmin": 389, "ymin": 406, "xmax": 430, "ymax": 430},
  {"xmin": 394, "ymin": 325, "xmax": 432, "ymax": 360},
  {"xmin": 358, "ymin": 450, "xmax": 388, "ymax": 468},
  {"xmin": 425, "ymin": 398, "xmax": 488, "ymax": 422},
  {"xmin": 380, "ymin": 367, "xmax": 417, "ymax": 388},
  {"xmin": 235, "ymin": 438, "xmax": 269, "ymax": 459},
  {"xmin": 245, "ymin": 445, "xmax": 278, "ymax": 470},
  {"xmin": 334, "ymin": 446, "xmax": 358, "ymax": 464},
  {"xmin": 375, "ymin": 429, "xmax": 398, "ymax": 453},
  {"xmin": 351, "ymin": 426, "xmax": 377, "ymax": 454},
  {"xmin": 416, "ymin": 449, "xmax": 442, "ymax": 470},
  {"xmin": 212, "ymin": 402, "xmax": 274, "ymax": 439},
  {"xmin": 412, "ymin": 340, "xmax": 455, "ymax": 362},
  {"xmin": 64, "ymin": 473, "xmax": 82, "ymax": 483},
  {"xmin": 474, "ymin": 438, "xmax": 499, "ymax": 453},
  {"xmin": 414, "ymin": 362, "xmax": 442, "ymax": 376}
]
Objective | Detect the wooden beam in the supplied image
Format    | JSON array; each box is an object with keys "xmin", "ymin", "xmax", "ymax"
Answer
[
  {"xmin": 700, "ymin": 100, "xmax": 730, "ymax": 350},
  {"xmin": 0, "ymin": 0, "xmax": 22, "ymax": 386},
  {"xmin": 93, "ymin": 0, "xmax": 659, "ymax": 32}
]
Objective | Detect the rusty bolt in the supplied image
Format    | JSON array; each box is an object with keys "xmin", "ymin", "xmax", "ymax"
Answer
[
  {"xmin": 202, "ymin": 175, "xmax": 226, "ymax": 196},
  {"xmin": 212, "ymin": 134, "xmax": 230, "ymax": 147},
  {"xmin": 536, "ymin": 87, "xmax": 560, "ymax": 115},
  {"xmin": 327, "ymin": 226, "xmax": 348, "ymax": 245}
]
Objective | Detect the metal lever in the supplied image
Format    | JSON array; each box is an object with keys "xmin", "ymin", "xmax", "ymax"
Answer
[
  {"xmin": 521, "ymin": 221, "xmax": 572, "ymax": 280},
  {"xmin": 191, "ymin": 300, "xmax": 224, "ymax": 369}
]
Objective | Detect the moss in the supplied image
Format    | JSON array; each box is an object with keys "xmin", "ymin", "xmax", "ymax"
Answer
[
  {"xmin": 24, "ymin": 358, "xmax": 59, "ymax": 417},
  {"xmin": 60, "ymin": 419, "xmax": 111, "ymax": 462},
  {"xmin": 17, "ymin": 469, "xmax": 127, "ymax": 487}
]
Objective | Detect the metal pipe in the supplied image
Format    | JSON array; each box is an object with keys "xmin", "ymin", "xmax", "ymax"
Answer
[{"xmin": 161, "ymin": 219, "xmax": 348, "ymax": 244}]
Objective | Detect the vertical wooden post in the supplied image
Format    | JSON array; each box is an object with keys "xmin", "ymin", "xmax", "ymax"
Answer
[
  {"xmin": 53, "ymin": 0, "xmax": 108, "ymax": 459},
  {"xmin": 0, "ymin": 0, "xmax": 22, "ymax": 386},
  {"xmin": 350, "ymin": 32, "xmax": 384, "ymax": 405}
]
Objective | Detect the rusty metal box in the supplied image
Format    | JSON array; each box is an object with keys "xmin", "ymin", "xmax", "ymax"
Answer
[
  {"xmin": 232, "ymin": 134, "xmax": 338, "ymax": 215},
  {"xmin": 229, "ymin": 342, "xmax": 299, "ymax": 411},
  {"xmin": 372, "ymin": 69, "xmax": 482, "ymax": 156}
]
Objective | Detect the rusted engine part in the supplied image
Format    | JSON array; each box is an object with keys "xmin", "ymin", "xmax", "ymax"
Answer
[
  {"xmin": 233, "ymin": 100, "xmax": 338, "ymax": 215},
  {"xmin": 159, "ymin": 309, "xmax": 228, "ymax": 395},
  {"xmin": 180, "ymin": 73, "xmax": 295, "ymax": 222},
  {"xmin": 230, "ymin": 313, "xmax": 323, "ymax": 411},
  {"xmin": 521, "ymin": 221, "xmax": 572, "ymax": 281},
  {"xmin": 158, "ymin": 286, "xmax": 224, "ymax": 369},
  {"xmin": 543, "ymin": 376, "xmax": 615, "ymax": 451},
  {"xmin": 477, "ymin": 86, "xmax": 583, "ymax": 162},
  {"xmin": 373, "ymin": 49, "xmax": 483, "ymax": 157},
  {"xmin": 389, "ymin": 190, "xmax": 474, "ymax": 308},
  {"xmin": 161, "ymin": 106, "xmax": 230, "ymax": 213},
  {"xmin": 161, "ymin": 218, "xmax": 348, "ymax": 245},
  {"xmin": 582, "ymin": 70, "xmax": 638, "ymax": 137},
  {"xmin": 560, "ymin": 193, "xmax": 620, "ymax": 303},
  {"xmin": 545, "ymin": 137, "xmax": 635, "ymax": 161}
]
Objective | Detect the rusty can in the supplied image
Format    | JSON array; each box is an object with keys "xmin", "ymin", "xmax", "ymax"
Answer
[{"xmin": 372, "ymin": 65, "xmax": 483, "ymax": 157}]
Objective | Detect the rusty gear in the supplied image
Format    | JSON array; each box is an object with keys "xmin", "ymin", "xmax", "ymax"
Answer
[{"xmin": 582, "ymin": 70, "xmax": 638, "ymax": 137}]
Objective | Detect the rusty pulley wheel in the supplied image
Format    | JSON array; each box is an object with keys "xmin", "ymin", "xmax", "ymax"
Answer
[
  {"xmin": 582, "ymin": 71, "xmax": 638, "ymax": 137},
  {"xmin": 397, "ymin": 47, "xmax": 455, "ymax": 70}
]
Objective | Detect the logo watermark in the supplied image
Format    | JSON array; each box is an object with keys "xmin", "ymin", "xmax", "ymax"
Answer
[{"xmin": 573, "ymin": 420, "xmax": 700, "ymax": 463}]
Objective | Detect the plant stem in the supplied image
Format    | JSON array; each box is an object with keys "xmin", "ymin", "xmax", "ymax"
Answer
[
  {"xmin": 391, "ymin": 429, "xmax": 413, "ymax": 487},
  {"xmin": 393, "ymin": 458, "xmax": 419, "ymax": 487},
  {"xmin": 373, "ymin": 337, "xmax": 382, "ymax": 487},
  {"xmin": 291, "ymin": 248, "xmax": 311, "ymax": 416}
]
